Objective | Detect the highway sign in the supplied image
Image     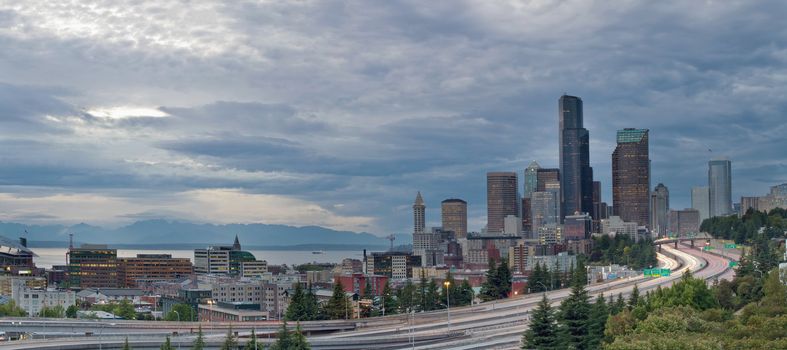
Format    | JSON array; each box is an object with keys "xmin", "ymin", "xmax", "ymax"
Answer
[
  {"xmin": 724, "ymin": 243, "xmax": 736, "ymax": 249},
  {"xmin": 660, "ymin": 268, "xmax": 670, "ymax": 277},
  {"xmin": 729, "ymin": 261, "xmax": 738, "ymax": 267}
]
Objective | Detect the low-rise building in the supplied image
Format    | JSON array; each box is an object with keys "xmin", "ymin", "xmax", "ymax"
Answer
[
  {"xmin": 117, "ymin": 254, "xmax": 193, "ymax": 288},
  {"xmin": 0, "ymin": 236, "xmax": 35, "ymax": 276},
  {"xmin": 10, "ymin": 277, "xmax": 75, "ymax": 316},
  {"xmin": 525, "ymin": 252, "xmax": 577, "ymax": 274},
  {"xmin": 600, "ymin": 216, "xmax": 638, "ymax": 238},
  {"xmin": 198, "ymin": 301, "xmax": 267, "ymax": 322},
  {"xmin": 336, "ymin": 273, "xmax": 388, "ymax": 296}
]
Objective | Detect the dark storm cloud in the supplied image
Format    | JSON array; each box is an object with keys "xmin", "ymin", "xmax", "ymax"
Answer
[{"xmin": 0, "ymin": 1, "xmax": 785, "ymax": 233}]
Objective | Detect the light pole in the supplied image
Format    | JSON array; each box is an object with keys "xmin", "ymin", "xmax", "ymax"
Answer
[
  {"xmin": 535, "ymin": 281, "xmax": 548, "ymax": 296},
  {"xmin": 410, "ymin": 309, "xmax": 415, "ymax": 350},
  {"xmin": 443, "ymin": 281, "xmax": 451, "ymax": 333},
  {"xmin": 172, "ymin": 310, "xmax": 181, "ymax": 350}
]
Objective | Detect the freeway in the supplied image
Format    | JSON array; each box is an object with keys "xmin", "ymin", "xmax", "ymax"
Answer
[{"xmin": 0, "ymin": 242, "xmax": 736, "ymax": 350}]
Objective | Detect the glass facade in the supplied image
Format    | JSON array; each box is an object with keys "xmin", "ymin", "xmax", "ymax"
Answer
[
  {"xmin": 559, "ymin": 95, "xmax": 593, "ymax": 221},
  {"xmin": 708, "ymin": 159, "xmax": 732, "ymax": 217},
  {"xmin": 612, "ymin": 128, "xmax": 651, "ymax": 227}
]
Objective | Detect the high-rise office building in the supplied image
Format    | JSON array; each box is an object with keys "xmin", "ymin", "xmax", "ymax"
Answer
[
  {"xmin": 68, "ymin": 244, "xmax": 118, "ymax": 288},
  {"xmin": 612, "ymin": 128, "xmax": 651, "ymax": 227},
  {"xmin": 692, "ymin": 186, "xmax": 710, "ymax": 223},
  {"xmin": 118, "ymin": 254, "xmax": 193, "ymax": 288},
  {"xmin": 536, "ymin": 168, "xmax": 560, "ymax": 192},
  {"xmin": 441, "ymin": 198, "xmax": 467, "ymax": 239},
  {"xmin": 650, "ymin": 183, "xmax": 669, "ymax": 237},
  {"xmin": 531, "ymin": 181, "xmax": 560, "ymax": 233},
  {"xmin": 487, "ymin": 172, "xmax": 519, "ymax": 233},
  {"xmin": 669, "ymin": 209, "xmax": 700, "ymax": 236},
  {"xmin": 708, "ymin": 159, "xmax": 732, "ymax": 217},
  {"xmin": 523, "ymin": 161, "xmax": 540, "ymax": 198},
  {"xmin": 413, "ymin": 191, "xmax": 426, "ymax": 234},
  {"xmin": 592, "ymin": 180, "xmax": 603, "ymax": 233},
  {"xmin": 558, "ymin": 95, "xmax": 593, "ymax": 221}
]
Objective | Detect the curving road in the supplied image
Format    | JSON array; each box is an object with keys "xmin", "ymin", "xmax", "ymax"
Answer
[{"xmin": 0, "ymin": 242, "xmax": 736, "ymax": 350}]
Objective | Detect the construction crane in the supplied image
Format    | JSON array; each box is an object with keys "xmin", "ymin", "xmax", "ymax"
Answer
[{"xmin": 385, "ymin": 234, "xmax": 395, "ymax": 251}]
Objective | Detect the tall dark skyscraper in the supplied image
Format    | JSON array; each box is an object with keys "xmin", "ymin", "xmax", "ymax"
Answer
[
  {"xmin": 558, "ymin": 95, "xmax": 593, "ymax": 220},
  {"xmin": 651, "ymin": 183, "xmax": 669, "ymax": 237},
  {"xmin": 487, "ymin": 172, "xmax": 519, "ymax": 233},
  {"xmin": 612, "ymin": 128, "xmax": 651, "ymax": 227},
  {"xmin": 708, "ymin": 159, "xmax": 732, "ymax": 217}
]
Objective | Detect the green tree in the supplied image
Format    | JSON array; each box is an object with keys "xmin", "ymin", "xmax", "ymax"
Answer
[
  {"xmin": 573, "ymin": 259, "xmax": 587, "ymax": 286},
  {"xmin": 381, "ymin": 280, "xmax": 398, "ymax": 315},
  {"xmin": 39, "ymin": 305, "xmax": 65, "ymax": 318},
  {"xmin": 587, "ymin": 294, "xmax": 608, "ymax": 349},
  {"xmin": 66, "ymin": 304, "xmax": 78, "ymax": 318},
  {"xmin": 160, "ymin": 336, "xmax": 174, "ymax": 350},
  {"xmin": 363, "ymin": 278, "xmax": 374, "ymax": 299},
  {"xmin": 647, "ymin": 271, "xmax": 718, "ymax": 311},
  {"xmin": 522, "ymin": 294, "xmax": 559, "ymax": 350},
  {"xmin": 244, "ymin": 329, "xmax": 260, "ymax": 350},
  {"xmin": 396, "ymin": 280, "xmax": 416, "ymax": 313},
  {"xmin": 628, "ymin": 284, "xmax": 639, "ymax": 310},
  {"xmin": 497, "ymin": 260, "xmax": 512, "ymax": 298},
  {"xmin": 557, "ymin": 280, "xmax": 591, "ymax": 350},
  {"xmin": 321, "ymin": 281, "xmax": 350, "ymax": 320},
  {"xmin": 220, "ymin": 326, "xmax": 237, "ymax": 350},
  {"xmin": 286, "ymin": 282, "xmax": 313, "ymax": 321},
  {"xmin": 165, "ymin": 303, "xmax": 195, "ymax": 322},
  {"xmin": 0, "ymin": 300, "xmax": 27, "ymax": 316},
  {"xmin": 192, "ymin": 326, "xmax": 205, "ymax": 350},
  {"xmin": 480, "ymin": 258, "xmax": 499, "ymax": 301},
  {"xmin": 457, "ymin": 279, "xmax": 475, "ymax": 306},
  {"xmin": 115, "ymin": 299, "xmax": 136, "ymax": 320},
  {"xmin": 270, "ymin": 321, "xmax": 311, "ymax": 350},
  {"xmin": 423, "ymin": 278, "xmax": 440, "ymax": 311}
]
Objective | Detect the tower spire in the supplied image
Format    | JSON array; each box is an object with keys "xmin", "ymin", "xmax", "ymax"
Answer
[
  {"xmin": 232, "ymin": 234, "xmax": 241, "ymax": 250},
  {"xmin": 413, "ymin": 191, "xmax": 425, "ymax": 234}
]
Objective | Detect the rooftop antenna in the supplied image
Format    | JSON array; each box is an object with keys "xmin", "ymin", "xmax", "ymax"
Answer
[{"xmin": 69, "ymin": 233, "xmax": 74, "ymax": 250}]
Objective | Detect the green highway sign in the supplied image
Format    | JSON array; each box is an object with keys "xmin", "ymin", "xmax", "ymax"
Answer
[
  {"xmin": 729, "ymin": 261, "xmax": 738, "ymax": 267},
  {"xmin": 660, "ymin": 268, "xmax": 671, "ymax": 277},
  {"xmin": 724, "ymin": 243, "xmax": 736, "ymax": 249}
]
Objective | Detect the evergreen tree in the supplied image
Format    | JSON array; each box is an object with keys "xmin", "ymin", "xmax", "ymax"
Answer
[
  {"xmin": 480, "ymin": 258, "xmax": 499, "ymax": 301},
  {"xmin": 458, "ymin": 279, "xmax": 475, "ymax": 306},
  {"xmin": 573, "ymin": 259, "xmax": 588, "ymax": 286},
  {"xmin": 566, "ymin": 262, "xmax": 575, "ymax": 289},
  {"xmin": 123, "ymin": 337, "xmax": 132, "ymax": 350},
  {"xmin": 289, "ymin": 323, "xmax": 311, "ymax": 350},
  {"xmin": 497, "ymin": 260, "xmax": 513, "ymax": 298},
  {"xmin": 244, "ymin": 329, "xmax": 259, "ymax": 350},
  {"xmin": 418, "ymin": 269, "xmax": 429, "ymax": 311},
  {"xmin": 551, "ymin": 260, "xmax": 561, "ymax": 290},
  {"xmin": 530, "ymin": 262, "xmax": 545, "ymax": 293},
  {"xmin": 396, "ymin": 280, "xmax": 416, "ymax": 313},
  {"xmin": 522, "ymin": 294, "xmax": 559, "ymax": 350},
  {"xmin": 220, "ymin": 326, "xmax": 237, "ymax": 350},
  {"xmin": 614, "ymin": 293, "xmax": 626, "ymax": 315},
  {"xmin": 304, "ymin": 284, "xmax": 319, "ymax": 321},
  {"xmin": 270, "ymin": 321, "xmax": 291, "ymax": 350},
  {"xmin": 587, "ymin": 294, "xmax": 609, "ymax": 350},
  {"xmin": 321, "ymin": 281, "xmax": 350, "ymax": 320},
  {"xmin": 424, "ymin": 279, "xmax": 440, "ymax": 311},
  {"xmin": 285, "ymin": 282, "xmax": 307, "ymax": 321},
  {"xmin": 381, "ymin": 280, "xmax": 398, "ymax": 315},
  {"xmin": 160, "ymin": 336, "xmax": 174, "ymax": 350},
  {"xmin": 628, "ymin": 284, "xmax": 639, "ymax": 310},
  {"xmin": 557, "ymin": 280, "xmax": 591, "ymax": 350},
  {"xmin": 192, "ymin": 326, "xmax": 205, "ymax": 350},
  {"xmin": 363, "ymin": 278, "xmax": 374, "ymax": 299}
]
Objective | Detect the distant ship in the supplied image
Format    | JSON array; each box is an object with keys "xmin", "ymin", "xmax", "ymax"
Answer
[{"xmin": 312, "ymin": 250, "xmax": 324, "ymax": 254}]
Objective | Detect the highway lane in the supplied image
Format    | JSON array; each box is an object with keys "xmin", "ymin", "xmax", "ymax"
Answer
[{"xmin": 0, "ymin": 244, "xmax": 735, "ymax": 350}]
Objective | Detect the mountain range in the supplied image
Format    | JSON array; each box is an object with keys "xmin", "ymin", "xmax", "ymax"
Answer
[{"xmin": 0, "ymin": 220, "xmax": 412, "ymax": 250}]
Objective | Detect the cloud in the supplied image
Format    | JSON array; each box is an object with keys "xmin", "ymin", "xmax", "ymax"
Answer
[{"xmin": 0, "ymin": 1, "xmax": 785, "ymax": 235}]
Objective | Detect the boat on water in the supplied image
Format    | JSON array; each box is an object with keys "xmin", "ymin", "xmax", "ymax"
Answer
[{"xmin": 312, "ymin": 250, "xmax": 324, "ymax": 254}]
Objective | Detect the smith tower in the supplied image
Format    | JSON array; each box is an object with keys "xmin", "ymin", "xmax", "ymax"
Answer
[
  {"xmin": 558, "ymin": 95, "xmax": 593, "ymax": 221},
  {"xmin": 413, "ymin": 191, "xmax": 425, "ymax": 234}
]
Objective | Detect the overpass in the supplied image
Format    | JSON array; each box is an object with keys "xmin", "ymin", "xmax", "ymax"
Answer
[{"xmin": 653, "ymin": 232, "xmax": 712, "ymax": 249}]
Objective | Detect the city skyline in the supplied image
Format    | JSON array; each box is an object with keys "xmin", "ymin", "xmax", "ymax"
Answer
[{"xmin": 0, "ymin": 2, "xmax": 785, "ymax": 236}]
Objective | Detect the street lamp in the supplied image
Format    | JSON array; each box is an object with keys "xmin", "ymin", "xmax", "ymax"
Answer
[
  {"xmin": 443, "ymin": 281, "xmax": 451, "ymax": 333},
  {"xmin": 172, "ymin": 310, "xmax": 181, "ymax": 350},
  {"xmin": 535, "ymin": 281, "xmax": 548, "ymax": 295}
]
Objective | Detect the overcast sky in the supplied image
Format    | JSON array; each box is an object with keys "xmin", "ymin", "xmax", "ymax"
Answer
[{"xmin": 0, "ymin": 1, "xmax": 785, "ymax": 235}]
